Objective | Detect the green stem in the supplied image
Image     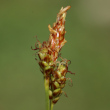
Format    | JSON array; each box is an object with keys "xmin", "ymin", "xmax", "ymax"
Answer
[
  {"xmin": 44, "ymin": 77, "xmax": 50, "ymax": 110},
  {"xmin": 50, "ymin": 100, "xmax": 54, "ymax": 110}
]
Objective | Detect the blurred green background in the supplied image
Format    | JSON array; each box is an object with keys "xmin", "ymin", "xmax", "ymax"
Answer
[{"xmin": 0, "ymin": 0, "xmax": 110, "ymax": 110}]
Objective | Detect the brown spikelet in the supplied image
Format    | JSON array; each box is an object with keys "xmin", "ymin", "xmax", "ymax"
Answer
[
  {"xmin": 32, "ymin": 6, "xmax": 74, "ymax": 106},
  {"xmin": 48, "ymin": 6, "xmax": 71, "ymax": 62}
]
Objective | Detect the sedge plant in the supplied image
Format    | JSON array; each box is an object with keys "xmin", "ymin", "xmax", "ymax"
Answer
[{"xmin": 32, "ymin": 6, "xmax": 75, "ymax": 110}]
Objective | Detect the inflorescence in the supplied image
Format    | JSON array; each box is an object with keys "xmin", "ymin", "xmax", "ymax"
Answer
[{"xmin": 32, "ymin": 6, "xmax": 74, "ymax": 105}]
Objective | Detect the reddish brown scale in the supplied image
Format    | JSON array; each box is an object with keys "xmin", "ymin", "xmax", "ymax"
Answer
[
  {"xmin": 61, "ymin": 79, "xmax": 66, "ymax": 84},
  {"xmin": 58, "ymin": 22, "xmax": 64, "ymax": 49},
  {"xmin": 44, "ymin": 56, "xmax": 49, "ymax": 62},
  {"xmin": 51, "ymin": 36, "xmax": 55, "ymax": 50},
  {"xmin": 53, "ymin": 71, "xmax": 59, "ymax": 79},
  {"xmin": 58, "ymin": 31, "xmax": 61, "ymax": 49},
  {"xmin": 60, "ymin": 77, "xmax": 66, "ymax": 82},
  {"xmin": 53, "ymin": 22, "xmax": 58, "ymax": 30},
  {"xmin": 61, "ymin": 67, "xmax": 68, "ymax": 76},
  {"xmin": 52, "ymin": 98, "xmax": 59, "ymax": 104},
  {"xmin": 49, "ymin": 95, "xmax": 53, "ymax": 99},
  {"xmin": 39, "ymin": 62, "xmax": 45, "ymax": 71},
  {"xmin": 45, "ymin": 68, "xmax": 53, "ymax": 75},
  {"xmin": 52, "ymin": 83, "xmax": 57, "ymax": 90},
  {"xmin": 60, "ymin": 19, "xmax": 62, "ymax": 26},
  {"xmin": 60, "ymin": 34, "xmax": 65, "ymax": 41},
  {"xmin": 48, "ymin": 50, "xmax": 51, "ymax": 55},
  {"xmin": 62, "ymin": 69, "xmax": 67, "ymax": 76}
]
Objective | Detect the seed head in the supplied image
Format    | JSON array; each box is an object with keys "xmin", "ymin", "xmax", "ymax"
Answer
[{"xmin": 32, "ymin": 6, "xmax": 74, "ymax": 104}]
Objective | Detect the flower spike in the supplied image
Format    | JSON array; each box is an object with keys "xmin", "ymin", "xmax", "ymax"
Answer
[{"xmin": 32, "ymin": 6, "xmax": 74, "ymax": 110}]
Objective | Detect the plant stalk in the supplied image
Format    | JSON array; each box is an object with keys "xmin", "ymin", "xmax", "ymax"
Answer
[
  {"xmin": 44, "ymin": 76, "xmax": 50, "ymax": 110},
  {"xmin": 50, "ymin": 100, "xmax": 54, "ymax": 110}
]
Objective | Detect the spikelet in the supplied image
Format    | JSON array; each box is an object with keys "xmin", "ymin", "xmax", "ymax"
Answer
[
  {"xmin": 48, "ymin": 6, "xmax": 71, "ymax": 62},
  {"xmin": 32, "ymin": 6, "xmax": 74, "ymax": 105}
]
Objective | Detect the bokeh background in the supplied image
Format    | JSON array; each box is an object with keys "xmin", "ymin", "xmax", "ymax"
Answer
[{"xmin": 0, "ymin": 0, "xmax": 110, "ymax": 110}]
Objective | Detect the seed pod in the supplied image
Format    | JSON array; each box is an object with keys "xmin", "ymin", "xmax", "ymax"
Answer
[
  {"xmin": 49, "ymin": 90, "xmax": 53, "ymax": 99},
  {"xmin": 53, "ymin": 88, "xmax": 61, "ymax": 96},
  {"xmin": 55, "ymin": 71, "xmax": 61, "ymax": 78},
  {"xmin": 45, "ymin": 64, "xmax": 51, "ymax": 69},
  {"xmin": 40, "ymin": 61, "xmax": 49, "ymax": 68},
  {"xmin": 51, "ymin": 75, "xmax": 55, "ymax": 82},
  {"xmin": 44, "ymin": 55, "xmax": 52, "ymax": 63},
  {"xmin": 38, "ymin": 52, "xmax": 47, "ymax": 61},
  {"xmin": 58, "ymin": 64, "xmax": 66, "ymax": 72},
  {"xmin": 57, "ymin": 76, "xmax": 66, "ymax": 84},
  {"xmin": 53, "ymin": 81, "xmax": 60, "ymax": 89},
  {"xmin": 60, "ymin": 76, "xmax": 66, "ymax": 82},
  {"xmin": 59, "ymin": 65, "xmax": 67, "ymax": 76},
  {"xmin": 60, "ymin": 83, "xmax": 65, "ymax": 89},
  {"xmin": 52, "ymin": 97, "xmax": 60, "ymax": 104},
  {"xmin": 49, "ymin": 61, "xmax": 54, "ymax": 66}
]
